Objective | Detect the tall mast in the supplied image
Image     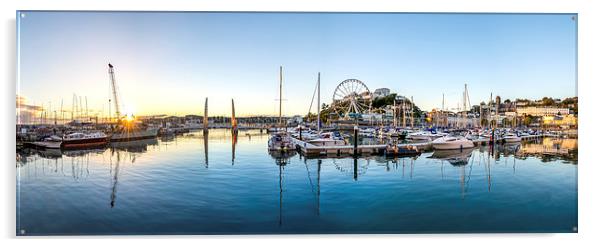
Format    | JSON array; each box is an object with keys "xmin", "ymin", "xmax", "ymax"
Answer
[
  {"xmin": 463, "ymin": 84, "xmax": 467, "ymax": 128},
  {"xmin": 204, "ymin": 97, "xmax": 209, "ymax": 131},
  {"xmin": 60, "ymin": 99, "xmax": 63, "ymax": 125},
  {"xmin": 402, "ymin": 100, "xmax": 406, "ymax": 128},
  {"xmin": 410, "ymin": 96, "xmax": 414, "ymax": 129},
  {"xmin": 79, "ymin": 96, "xmax": 82, "ymax": 120},
  {"xmin": 279, "ymin": 66, "xmax": 283, "ymax": 128},
  {"xmin": 317, "ymin": 72, "xmax": 321, "ymax": 133},
  {"xmin": 393, "ymin": 100, "xmax": 397, "ymax": 128},
  {"xmin": 489, "ymin": 92, "xmax": 493, "ymax": 128},
  {"xmin": 85, "ymin": 96, "xmax": 89, "ymax": 121},
  {"xmin": 71, "ymin": 94, "xmax": 75, "ymax": 121},
  {"xmin": 108, "ymin": 63, "xmax": 121, "ymax": 120}
]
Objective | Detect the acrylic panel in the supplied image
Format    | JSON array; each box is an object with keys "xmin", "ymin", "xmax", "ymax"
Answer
[{"xmin": 16, "ymin": 11, "xmax": 578, "ymax": 235}]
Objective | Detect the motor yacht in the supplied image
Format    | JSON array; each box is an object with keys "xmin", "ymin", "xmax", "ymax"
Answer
[{"xmin": 432, "ymin": 135, "xmax": 475, "ymax": 150}]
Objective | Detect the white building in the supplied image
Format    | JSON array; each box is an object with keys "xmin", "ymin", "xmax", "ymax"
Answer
[
  {"xmin": 373, "ymin": 88, "xmax": 390, "ymax": 98},
  {"xmin": 516, "ymin": 106, "xmax": 569, "ymax": 116},
  {"xmin": 288, "ymin": 115, "xmax": 303, "ymax": 125}
]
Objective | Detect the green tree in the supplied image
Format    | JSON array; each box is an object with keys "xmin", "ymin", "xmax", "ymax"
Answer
[
  {"xmin": 524, "ymin": 114, "xmax": 534, "ymax": 126},
  {"xmin": 371, "ymin": 93, "xmax": 397, "ymax": 108}
]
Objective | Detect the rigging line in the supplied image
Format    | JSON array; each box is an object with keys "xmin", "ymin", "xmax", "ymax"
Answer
[{"xmin": 307, "ymin": 79, "xmax": 319, "ymax": 117}]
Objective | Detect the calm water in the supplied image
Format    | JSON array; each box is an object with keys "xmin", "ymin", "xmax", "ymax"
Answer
[{"xmin": 16, "ymin": 130, "xmax": 577, "ymax": 235}]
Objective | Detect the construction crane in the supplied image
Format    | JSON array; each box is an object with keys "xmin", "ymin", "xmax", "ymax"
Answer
[{"xmin": 108, "ymin": 63, "xmax": 121, "ymax": 121}]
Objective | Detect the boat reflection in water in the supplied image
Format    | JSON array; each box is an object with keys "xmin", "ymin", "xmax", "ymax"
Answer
[
  {"xmin": 429, "ymin": 148, "xmax": 474, "ymax": 166},
  {"xmin": 268, "ymin": 150, "xmax": 298, "ymax": 227},
  {"xmin": 108, "ymin": 139, "xmax": 158, "ymax": 208},
  {"xmin": 16, "ymin": 133, "xmax": 578, "ymax": 234}
]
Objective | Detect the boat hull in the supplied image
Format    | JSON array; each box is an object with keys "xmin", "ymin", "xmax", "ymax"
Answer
[
  {"xmin": 432, "ymin": 140, "xmax": 475, "ymax": 150},
  {"xmin": 110, "ymin": 129, "xmax": 159, "ymax": 142},
  {"xmin": 503, "ymin": 136, "xmax": 522, "ymax": 143},
  {"xmin": 61, "ymin": 137, "xmax": 108, "ymax": 149}
]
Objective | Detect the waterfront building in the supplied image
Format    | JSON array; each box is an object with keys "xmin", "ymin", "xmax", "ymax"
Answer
[
  {"xmin": 517, "ymin": 106, "xmax": 570, "ymax": 116},
  {"xmin": 542, "ymin": 114, "xmax": 577, "ymax": 128}
]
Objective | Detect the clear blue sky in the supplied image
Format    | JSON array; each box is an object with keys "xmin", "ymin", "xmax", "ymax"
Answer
[{"xmin": 17, "ymin": 12, "xmax": 577, "ymax": 117}]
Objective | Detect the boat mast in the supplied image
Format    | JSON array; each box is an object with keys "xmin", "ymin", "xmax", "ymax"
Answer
[
  {"xmin": 317, "ymin": 72, "xmax": 321, "ymax": 133},
  {"xmin": 60, "ymin": 99, "xmax": 63, "ymax": 125},
  {"xmin": 279, "ymin": 66, "xmax": 283, "ymax": 128},
  {"xmin": 463, "ymin": 84, "xmax": 467, "ymax": 129},
  {"xmin": 411, "ymin": 96, "xmax": 414, "ymax": 129},
  {"xmin": 393, "ymin": 100, "xmax": 397, "ymax": 128},
  {"xmin": 204, "ymin": 97, "xmax": 209, "ymax": 131}
]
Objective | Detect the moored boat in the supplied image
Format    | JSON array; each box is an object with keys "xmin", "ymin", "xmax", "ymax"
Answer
[
  {"xmin": 502, "ymin": 133, "xmax": 522, "ymax": 143},
  {"xmin": 408, "ymin": 131, "xmax": 432, "ymax": 141},
  {"xmin": 61, "ymin": 132, "xmax": 109, "ymax": 149},
  {"xmin": 110, "ymin": 128, "xmax": 159, "ymax": 142},
  {"xmin": 268, "ymin": 132, "xmax": 296, "ymax": 151},
  {"xmin": 432, "ymin": 135, "xmax": 475, "ymax": 150}
]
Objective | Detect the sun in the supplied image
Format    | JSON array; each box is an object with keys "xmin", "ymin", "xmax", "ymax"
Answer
[
  {"xmin": 125, "ymin": 114, "xmax": 135, "ymax": 122},
  {"xmin": 122, "ymin": 104, "xmax": 137, "ymax": 122}
]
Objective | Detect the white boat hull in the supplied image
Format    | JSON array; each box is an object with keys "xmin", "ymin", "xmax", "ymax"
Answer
[
  {"xmin": 503, "ymin": 137, "xmax": 522, "ymax": 143},
  {"xmin": 432, "ymin": 138, "xmax": 475, "ymax": 150}
]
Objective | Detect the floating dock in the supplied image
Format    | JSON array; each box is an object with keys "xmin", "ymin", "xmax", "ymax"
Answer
[
  {"xmin": 291, "ymin": 138, "xmax": 429, "ymax": 157},
  {"xmin": 471, "ymin": 134, "xmax": 544, "ymax": 145},
  {"xmin": 293, "ymin": 134, "xmax": 547, "ymax": 157},
  {"xmin": 24, "ymin": 141, "xmax": 61, "ymax": 149}
]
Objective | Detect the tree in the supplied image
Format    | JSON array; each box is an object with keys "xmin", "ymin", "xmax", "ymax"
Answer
[
  {"xmin": 372, "ymin": 93, "xmax": 397, "ymax": 108},
  {"xmin": 524, "ymin": 114, "xmax": 534, "ymax": 126},
  {"xmin": 541, "ymin": 97, "xmax": 555, "ymax": 106},
  {"xmin": 502, "ymin": 118, "xmax": 512, "ymax": 127},
  {"xmin": 480, "ymin": 118, "xmax": 489, "ymax": 127}
]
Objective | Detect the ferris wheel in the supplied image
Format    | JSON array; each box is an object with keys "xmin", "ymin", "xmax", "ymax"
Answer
[{"xmin": 332, "ymin": 79, "xmax": 372, "ymax": 118}]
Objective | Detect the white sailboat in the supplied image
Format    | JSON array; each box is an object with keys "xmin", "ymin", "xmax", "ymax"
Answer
[{"xmin": 268, "ymin": 66, "xmax": 295, "ymax": 151}]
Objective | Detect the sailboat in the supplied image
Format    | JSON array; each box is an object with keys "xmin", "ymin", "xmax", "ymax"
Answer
[
  {"xmin": 268, "ymin": 66, "xmax": 295, "ymax": 152},
  {"xmin": 303, "ymin": 72, "xmax": 346, "ymax": 147}
]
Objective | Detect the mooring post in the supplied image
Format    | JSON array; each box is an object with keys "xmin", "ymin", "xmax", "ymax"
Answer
[
  {"xmin": 353, "ymin": 126, "xmax": 359, "ymax": 157},
  {"xmin": 299, "ymin": 125, "xmax": 302, "ymax": 141}
]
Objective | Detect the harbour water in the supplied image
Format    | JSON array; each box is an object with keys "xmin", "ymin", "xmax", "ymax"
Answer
[{"xmin": 16, "ymin": 129, "xmax": 577, "ymax": 235}]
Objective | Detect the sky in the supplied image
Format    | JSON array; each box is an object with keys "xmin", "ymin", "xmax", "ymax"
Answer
[{"xmin": 17, "ymin": 12, "xmax": 577, "ymax": 119}]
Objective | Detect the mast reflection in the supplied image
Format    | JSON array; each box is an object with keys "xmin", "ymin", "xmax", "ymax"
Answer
[
  {"xmin": 231, "ymin": 130, "xmax": 238, "ymax": 165},
  {"xmin": 203, "ymin": 130, "xmax": 209, "ymax": 168},
  {"xmin": 269, "ymin": 150, "xmax": 297, "ymax": 227}
]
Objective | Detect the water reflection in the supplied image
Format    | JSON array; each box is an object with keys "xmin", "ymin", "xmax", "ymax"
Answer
[
  {"xmin": 429, "ymin": 148, "xmax": 474, "ymax": 166},
  {"xmin": 519, "ymin": 138, "xmax": 578, "ymax": 164},
  {"xmin": 203, "ymin": 130, "xmax": 209, "ymax": 168},
  {"xmin": 16, "ymin": 133, "xmax": 578, "ymax": 234},
  {"xmin": 269, "ymin": 150, "xmax": 298, "ymax": 227},
  {"xmin": 231, "ymin": 130, "xmax": 238, "ymax": 165}
]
